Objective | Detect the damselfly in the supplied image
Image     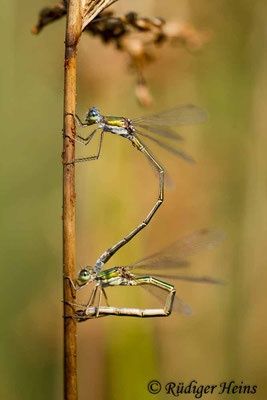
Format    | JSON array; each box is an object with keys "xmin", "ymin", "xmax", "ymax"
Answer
[
  {"xmin": 65, "ymin": 105, "xmax": 207, "ymax": 270},
  {"xmin": 65, "ymin": 229, "xmax": 224, "ymax": 319}
]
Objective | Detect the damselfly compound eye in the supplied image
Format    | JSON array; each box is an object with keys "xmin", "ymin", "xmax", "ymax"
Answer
[
  {"xmin": 85, "ymin": 107, "xmax": 100, "ymax": 122},
  {"xmin": 88, "ymin": 108, "xmax": 98, "ymax": 117},
  {"xmin": 78, "ymin": 269, "xmax": 90, "ymax": 282}
]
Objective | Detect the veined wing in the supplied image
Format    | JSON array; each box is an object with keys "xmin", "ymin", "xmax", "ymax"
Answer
[
  {"xmin": 132, "ymin": 104, "xmax": 207, "ymax": 126},
  {"xmin": 133, "ymin": 123, "xmax": 184, "ymax": 141},
  {"xmin": 135, "ymin": 131, "xmax": 195, "ymax": 163},
  {"xmin": 141, "ymin": 285, "xmax": 193, "ymax": 315},
  {"xmin": 127, "ymin": 258, "xmax": 190, "ymax": 271},
  {"xmin": 126, "ymin": 229, "xmax": 225, "ymax": 272}
]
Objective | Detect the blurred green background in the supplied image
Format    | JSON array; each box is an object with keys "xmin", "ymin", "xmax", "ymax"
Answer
[{"xmin": 1, "ymin": 0, "xmax": 267, "ymax": 399}]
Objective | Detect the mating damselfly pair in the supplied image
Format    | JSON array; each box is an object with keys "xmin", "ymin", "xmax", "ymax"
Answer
[{"xmin": 64, "ymin": 105, "xmax": 223, "ymax": 319}]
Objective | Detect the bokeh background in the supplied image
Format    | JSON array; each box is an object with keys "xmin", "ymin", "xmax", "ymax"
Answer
[{"xmin": 1, "ymin": 0, "xmax": 267, "ymax": 399}]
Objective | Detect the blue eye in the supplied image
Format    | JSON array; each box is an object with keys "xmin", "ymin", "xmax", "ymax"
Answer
[
  {"xmin": 85, "ymin": 107, "xmax": 100, "ymax": 122},
  {"xmin": 89, "ymin": 109, "xmax": 98, "ymax": 117}
]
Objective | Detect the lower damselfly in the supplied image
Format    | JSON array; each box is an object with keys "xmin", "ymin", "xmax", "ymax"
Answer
[
  {"xmin": 65, "ymin": 105, "xmax": 207, "ymax": 271},
  {"xmin": 65, "ymin": 229, "xmax": 224, "ymax": 319}
]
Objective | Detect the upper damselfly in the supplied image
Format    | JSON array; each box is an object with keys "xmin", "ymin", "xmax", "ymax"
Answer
[{"xmin": 65, "ymin": 105, "xmax": 207, "ymax": 271}]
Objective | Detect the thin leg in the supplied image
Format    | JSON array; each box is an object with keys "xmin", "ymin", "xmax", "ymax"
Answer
[
  {"xmin": 63, "ymin": 284, "xmax": 99, "ymax": 310},
  {"xmin": 102, "ymin": 288, "xmax": 110, "ymax": 307},
  {"xmin": 66, "ymin": 113, "xmax": 89, "ymax": 128},
  {"xmin": 86, "ymin": 284, "xmax": 99, "ymax": 308},
  {"xmin": 95, "ymin": 287, "xmax": 103, "ymax": 318},
  {"xmin": 74, "ymin": 114, "xmax": 89, "ymax": 128},
  {"xmin": 75, "ymin": 128, "xmax": 99, "ymax": 145},
  {"xmin": 64, "ymin": 300, "xmax": 89, "ymax": 308},
  {"xmin": 76, "ymin": 131, "xmax": 95, "ymax": 145},
  {"xmin": 74, "ymin": 278, "xmax": 176, "ymax": 320},
  {"xmin": 75, "ymin": 130, "xmax": 104, "ymax": 163},
  {"xmin": 94, "ymin": 135, "xmax": 164, "ymax": 270},
  {"xmin": 65, "ymin": 112, "xmax": 101, "ymax": 144},
  {"xmin": 77, "ymin": 285, "xmax": 108, "ymax": 319},
  {"xmin": 64, "ymin": 127, "xmax": 99, "ymax": 145},
  {"xmin": 64, "ymin": 275, "xmax": 87, "ymax": 292},
  {"xmin": 74, "ymin": 309, "xmax": 108, "ymax": 321}
]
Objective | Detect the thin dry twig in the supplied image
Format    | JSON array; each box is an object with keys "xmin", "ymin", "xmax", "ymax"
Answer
[
  {"xmin": 62, "ymin": 1, "xmax": 111, "ymax": 399},
  {"xmin": 62, "ymin": 1, "xmax": 81, "ymax": 398}
]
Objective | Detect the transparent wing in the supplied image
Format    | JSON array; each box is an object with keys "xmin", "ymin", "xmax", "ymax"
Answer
[
  {"xmin": 135, "ymin": 133, "xmax": 174, "ymax": 188},
  {"xmin": 173, "ymin": 296, "xmax": 193, "ymax": 315},
  {"xmin": 133, "ymin": 123, "xmax": 184, "ymax": 141},
  {"xmin": 126, "ymin": 229, "xmax": 225, "ymax": 272},
  {"xmin": 132, "ymin": 105, "xmax": 207, "ymax": 126},
  {"xmin": 128, "ymin": 258, "xmax": 190, "ymax": 271},
  {"xmin": 141, "ymin": 285, "xmax": 193, "ymax": 315},
  {"xmin": 135, "ymin": 131, "xmax": 195, "ymax": 163},
  {"xmin": 133, "ymin": 272, "xmax": 224, "ymax": 285}
]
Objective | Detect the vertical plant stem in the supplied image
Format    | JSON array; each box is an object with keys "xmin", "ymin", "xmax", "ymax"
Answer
[{"xmin": 63, "ymin": 1, "xmax": 82, "ymax": 399}]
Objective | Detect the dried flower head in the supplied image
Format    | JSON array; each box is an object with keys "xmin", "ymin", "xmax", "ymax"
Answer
[{"xmin": 33, "ymin": 1, "xmax": 209, "ymax": 106}]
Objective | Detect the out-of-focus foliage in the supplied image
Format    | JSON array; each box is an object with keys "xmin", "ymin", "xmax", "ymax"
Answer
[
  {"xmin": 1, "ymin": 0, "xmax": 267, "ymax": 399},
  {"xmin": 33, "ymin": 1, "xmax": 209, "ymax": 107}
]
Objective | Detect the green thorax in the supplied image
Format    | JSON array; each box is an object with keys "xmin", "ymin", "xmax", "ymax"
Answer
[
  {"xmin": 103, "ymin": 116, "xmax": 127, "ymax": 128},
  {"xmin": 97, "ymin": 267, "xmax": 121, "ymax": 281}
]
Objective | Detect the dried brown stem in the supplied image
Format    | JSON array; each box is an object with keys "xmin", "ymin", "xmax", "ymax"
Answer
[
  {"xmin": 63, "ymin": 1, "xmax": 82, "ymax": 400},
  {"xmin": 62, "ymin": 2, "xmax": 115, "ymax": 398}
]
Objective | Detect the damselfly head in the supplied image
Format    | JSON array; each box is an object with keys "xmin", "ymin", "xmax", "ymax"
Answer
[
  {"xmin": 85, "ymin": 107, "xmax": 101, "ymax": 124},
  {"xmin": 77, "ymin": 266, "xmax": 95, "ymax": 284}
]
